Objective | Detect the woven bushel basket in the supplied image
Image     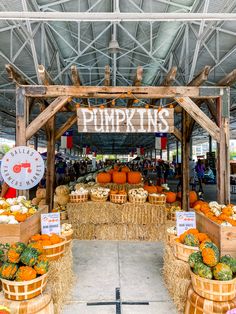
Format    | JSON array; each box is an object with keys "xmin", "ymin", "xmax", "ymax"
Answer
[
  {"xmin": 69, "ymin": 193, "xmax": 88, "ymax": 203},
  {"xmin": 42, "ymin": 240, "xmax": 66, "ymax": 261},
  {"xmin": 110, "ymin": 194, "xmax": 127, "ymax": 204},
  {"xmin": 190, "ymin": 270, "xmax": 236, "ymax": 302},
  {"xmin": 172, "ymin": 240, "xmax": 199, "ymax": 262},
  {"xmin": 148, "ymin": 194, "xmax": 166, "ymax": 205},
  {"xmin": 62, "ymin": 229, "xmax": 73, "ymax": 247},
  {"xmin": 128, "ymin": 194, "xmax": 147, "ymax": 204},
  {"xmin": 90, "ymin": 194, "xmax": 108, "ymax": 202},
  {"xmin": 60, "ymin": 211, "xmax": 68, "ymax": 220},
  {"xmin": 166, "ymin": 231, "xmax": 176, "ymax": 246},
  {"xmin": 1, "ymin": 273, "xmax": 48, "ymax": 301}
]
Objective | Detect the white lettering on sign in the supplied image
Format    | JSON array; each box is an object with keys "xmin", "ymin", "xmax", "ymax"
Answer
[{"xmin": 77, "ymin": 108, "xmax": 174, "ymax": 133}]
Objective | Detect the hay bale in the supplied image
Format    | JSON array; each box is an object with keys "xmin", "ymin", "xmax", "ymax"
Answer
[
  {"xmin": 95, "ymin": 224, "xmax": 127, "ymax": 240},
  {"xmin": 47, "ymin": 243, "xmax": 74, "ymax": 314},
  {"xmin": 74, "ymin": 224, "xmax": 96, "ymax": 240},
  {"xmin": 163, "ymin": 244, "xmax": 191, "ymax": 313}
]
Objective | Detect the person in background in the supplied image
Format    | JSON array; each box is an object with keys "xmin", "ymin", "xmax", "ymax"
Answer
[
  {"xmin": 1, "ymin": 182, "xmax": 16, "ymax": 198},
  {"xmin": 204, "ymin": 166, "xmax": 215, "ymax": 183},
  {"xmin": 189, "ymin": 158, "xmax": 196, "ymax": 190},
  {"xmin": 195, "ymin": 159, "xmax": 205, "ymax": 193}
]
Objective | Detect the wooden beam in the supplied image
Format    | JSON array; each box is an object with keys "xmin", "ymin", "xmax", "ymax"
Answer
[
  {"xmin": 127, "ymin": 66, "xmax": 143, "ymax": 107},
  {"xmin": 38, "ymin": 65, "xmax": 54, "ymax": 85},
  {"xmin": 104, "ymin": 65, "xmax": 110, "ymax": 87},
  {"xmin": 46, "ymin": 116, "xmax": 55, "ymax": 211},
  {"xmin": 188, "ymin": 65, "xmax": 211, "ymax": 86},
  {"xmin": 71, "ymin": 65, "xmax": 81, "ymax": 86},
  {"xmin": 181, "ymin": 110, "xmax": 190, "ymax": 210},
  {"xmin": 175, "ymin": 96, "xmax": 221, "ymax": 142},
  {"xmin": 26, "ymin": 96, "xmax": 70, "ymax": 140},
  {"xmin": 151, "ymin": 66, "xmax": 177, "ymax": 107},
  {"xmin": 5, "ymin": 64, "xmax": 29, "ymax": 85},
  {"xmin": 218, "ymin": 69, "xmax": 236, "ymax": 86},
  {"xmin": 173, "ymin": 127, "xmax": 182, "ymax": 141},
  {"xmin": 23, "ymin": 85, "xmax": 223, "ymax": 99},
  {"xmin": 55, "ymin": 114, "xmax": 77, "ymax": 141}
]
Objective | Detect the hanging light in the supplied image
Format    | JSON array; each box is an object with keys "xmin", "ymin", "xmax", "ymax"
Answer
[{"xmin": 108, "ymin": 33, "xmax": 120, "ymax": 54}]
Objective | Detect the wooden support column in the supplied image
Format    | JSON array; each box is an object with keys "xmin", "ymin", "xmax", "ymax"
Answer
[
  {"xmin": 71, "ymin": 65, "xmax": 89, "ymax": 106},
  {"xmin": 181, "ymin": 110, "xmax": 190, "ymax": 210},
  {"xmin": 176, "ymin": 140, "xmax": 179, "ymax": 163},
  {"xmin": 46, "ymin": 116, "xmax": 55, "ymax": 211},
  {"xmin": 216, "ymin": 91, "xmax": 230, "ymax": 204},
  {"xmin": 127, "ymin": 66, "xmax": 143, "ymax": 107}
]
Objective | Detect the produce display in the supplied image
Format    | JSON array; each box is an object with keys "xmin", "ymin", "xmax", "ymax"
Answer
[
  {"xmin": 61, "ymin": 223, "xmax": 73, "ymax": 236},
  {"xmin": 0, "ymin": 196, "xmax": 39, "ymax": 224},
  {"xmin": 193, "ymin": 201, "xmax": 236, "ymax": 226},
  {"xmin": 90, "ymin": 187, "xmax": 110, "ymax": 201},
  {"xmin": 0, "ymin": 242, "xmax": 49, "ymax": 281},
  {"xmin": 96, "ymin": 166, "xmax": 142, "ymax": 185},
  {"xmin": 70, "ymin": 187, "xmax": 88, "ymax": 195},
  {"xmin": 188, "ymin": 244, "xmax": 236, "ymax": 281},
  {"xmin": 29, "ymin": 233, "xmax": 64, "ymax": 246}
]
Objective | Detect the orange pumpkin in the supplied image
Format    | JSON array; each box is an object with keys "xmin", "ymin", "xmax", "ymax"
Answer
[
  {"xmin": 30, "ymin": 234, "xmax": 41, "ymax": 242},
  {"xmin": 97, "ymin": 172, "xmax": 111, "ymax": 184},
  {"xmin": 156, "ymin": 186, "xmax": 163, "ymax": 193},
  {"xmin": 222, "ymin": 206, "xmax": 233, "ymax": 217},
  {"xmin": 127, "ymin": 171, "xmax": 142, "ymax": 184},
  {"xmin": 165, "ymin": 191, "xmax": 177, "ymax": 203},
  {"xmin": 121, "ymin": 166, "xmax": 130, "ymax": 173},
  {"xmin": 15, "ymin": 212, "xmax": 27, "ymax": 222},
  {"xmin": 144, "ymin": 185, "xmax": 157, "ymax": 194},
  {"xmin": 112, "ymin": 171, "xmax": 126, "ymax": 184},
  {"xmin": 189, "ymin": 191, "xmax": 198, "ymax": 205}
]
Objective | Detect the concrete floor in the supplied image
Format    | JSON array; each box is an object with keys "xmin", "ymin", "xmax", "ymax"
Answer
[{"xmin": 62, "ymin": 240, "xmax": 177, "ymax": 314}]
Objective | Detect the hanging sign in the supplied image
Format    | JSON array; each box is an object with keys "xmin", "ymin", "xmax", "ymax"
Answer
[
  {"xmin": 176, "ymin": 211, "xmax": 196, "ymax": 236},
  {"xmin": 1, "ymin": 146, "xmax": 45, "ymax": 190},
  {"xmin": 77, "ymin": 108, "xmax": 174, "ymax": 133},
  {"xmin": 41, "ymin": 212, "xmax": 61, "ymax": 235}
]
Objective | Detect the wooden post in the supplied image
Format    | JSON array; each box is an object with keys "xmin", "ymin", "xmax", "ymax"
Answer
[
  {"xmin": 181, "ymin": 110, "xmax": 190, "ymax": 210},
  {"xmin": 176, "ymin": 140, "xmax": 179, "ymax": 163},
  {"xmin": 209, "ymin": 135, "xmax": 212, "ymax": 153},
  {"xmin": 216, "ymin": 91, "xmax": 230, "ymax": 204},
  {"xmin": 46, "ymin": 116, "xmax": 55, "ymax": 211}
]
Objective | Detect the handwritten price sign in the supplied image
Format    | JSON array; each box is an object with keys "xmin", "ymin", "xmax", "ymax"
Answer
[
  {"xmin": 176, "ymin": 211, "xmax": 196, "ymax": 236},
  {"xmin": 41, "ymin": 213, "xmax": 60, "ymax": 235}
]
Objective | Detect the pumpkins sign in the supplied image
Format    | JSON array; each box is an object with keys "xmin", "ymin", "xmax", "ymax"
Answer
[{"xmin": 77, "ymin": 108, "xmax": 174, "ymax": 133}]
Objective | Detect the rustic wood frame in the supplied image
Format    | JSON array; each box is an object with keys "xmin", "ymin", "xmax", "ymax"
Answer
[{"xmin": 7, "ymin": 64, "xmax": 231, "ymax": 211}]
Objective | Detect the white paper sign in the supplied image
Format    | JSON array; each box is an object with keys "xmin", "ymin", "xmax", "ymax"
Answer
[
  {"xmin": 1, "ymin": 146, "xmax": 45, "ymax": 190},
  {"xmin": 41, "ymin": 213, "xmax": 60, "ymax": 235},
  {"xmin": 176, "ymin": 211, "xmax": 196, "ymax": 236}
]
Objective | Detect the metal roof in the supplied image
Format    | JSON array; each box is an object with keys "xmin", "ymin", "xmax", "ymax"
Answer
[{"xmin": 0, "ymin": 0, "xmax": 236, "ymax": 153}]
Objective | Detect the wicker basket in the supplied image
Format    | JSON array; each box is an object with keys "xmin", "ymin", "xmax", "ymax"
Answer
[
  {"xmin": 190, "ymin": 270, "xmax": 236, "ymax": 302},
  {"xmin": 166, "ymin": 231, "xmax": 177, "ymax": 246},
  {"xmin": 42, "ymin": 240, "xmax": 66, "ymax": 261},
  {"xmin": 167, "ymin": 211, "xmax": 176, "ymax": 221},
  {"xmin": 60, "ymin": 211, "xmax": 68, "ymax": 220},
  {"xmin": 148, "ymin": 194, "xmax": 166, "ymax": 205},
  {"xmin": 110, "ymin": 194, "xmax": 127, "ymax": 204},
  {"xmin": 69, "ymin": 193, "xmax": 88, "ymax": 203},
  {"xmin": 173, "ymin": 240, "xmax": 199, "ymax": 262},
  {"xmin": 1, "ymin": 273, "xmax": 48, "ymax": 301},
  {"xmin": 91, "ymin": 194, "xmax": 109, "ymax": 202},
  {"xmin": 62, "ymin": 229, "xmax": 73, "ymax": 247},
  {"xmin": 128, "ymin": 194, "xmax": 147, "ymax": 204}
]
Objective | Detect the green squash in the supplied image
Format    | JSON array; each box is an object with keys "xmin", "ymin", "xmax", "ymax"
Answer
[
  {"xmin": 193, "ymin": 262, "xmax": 213, "ymax": 279},
  {"xmin": 20, "ymin": 247, "xmax": 39, "ymax": 267},
  {"xmin": 0, "ymin": 262, "xmax": 18, "ymax": 280},
  {"xmin": 11, "ymin": 242, "xmax": 26, "ymax": 254},
  {"xmin": 220, "ymin": 255, "xmax": 236, "ymax": 273},
  {"xmin": 184, "ymin": 234, "xmax": 199, "ymax": 247},
  {"xmin": 213, "ymin": 263, "xmax": 233, "ymax": 281},
  {"xmin": 188, "ymin": 251, "xmax": 203, "ymax": 268},
  {"xmin": 34, "ymin": 257, "xmax": 49, "ymax": 275}
]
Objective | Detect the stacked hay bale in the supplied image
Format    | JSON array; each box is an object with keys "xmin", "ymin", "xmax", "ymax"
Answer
[
  {"xmin": 163, "ymin": 244, "xmax": 191, "ymax": 313},
  {"xmin": 32, "ymin": 188, "xmax": 47, "ymax": 206}
]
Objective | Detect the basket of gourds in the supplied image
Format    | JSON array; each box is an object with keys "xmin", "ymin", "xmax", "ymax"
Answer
[
  {"xmin": 29, "ymin": 234, "xmax": 66, "ymax": 261},
  {"xmin": 61, "ymin": 223, "xmax": 73, "ymax": 247},
  {"xmin": 148, "ymin": 193, "xmax": 166, "ymax": 205},
  {"xmin": 110, "ymin": 190, "xmax": 127, "ymax": 204},
  {"xmin": 70, "ymin": 187, "xmax": 89, "ymax": 203},
  {"xmin": 0, "ymin": 242, "xmax": 49, "ymax": 301},
  {"xmin": 90, "ymin": 187, "xmax": 110, "ymax": 202},
  {"xmin": 188, "ymin": 241, "xmax": 236, "ymax": 302},
  {"xmin": 128, "ymin": 188, "xmax": 148, "ymax": 204}
]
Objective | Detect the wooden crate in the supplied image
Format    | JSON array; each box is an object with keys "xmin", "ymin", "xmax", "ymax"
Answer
[
  {"xmin": 196, "ymin": 211, "xmax": 236, "ymax": 258},
  {"xmin": 0, "ymin": 206, "xmax": 48, "ymax": 244}
]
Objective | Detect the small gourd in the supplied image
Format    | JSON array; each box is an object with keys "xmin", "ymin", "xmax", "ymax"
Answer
[
  {"xmin": 184, "ymin": 234, "xmax": 199, "ymax": 247},
  {"xmin": 213, "ymin": 263, "xmax": 233, "ymax": 281},
  {"xmin": 220, "ymin": 255, "xmax": 236, "ymax": 273},
  {"xmin": 202, "ymin": 247, "xmax": 219, "ymax": 267},
  {"xmin": 20, "ymin": 247, "xmax": 39, "ymax": 267},
  {"xmin": 193, "ymin": 262, "xmax": 213, "ymax": 279},
  {"xmin": 188, "ymin": 251, "xmax": 203, "ymax": 268},
  {"xmin": 0, "ymin": 262, "xmax": 18, "ymax": 280},
  {"xmin": 34, "ymin": 255, "xmax": 49, "ymax": 275},
  {"xmin": 15, "ymin": 266, "xmax": 37, "ymax": 281}
]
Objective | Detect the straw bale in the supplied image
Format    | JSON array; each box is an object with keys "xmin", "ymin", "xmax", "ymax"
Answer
[
  {"xmin": 47, "ymin": 243, "xmax": 75, "ymax": 314},
  {"xmin": 163, "ymin": 244, "xmax": 191, "ymax": 313},
  {"xmin": 74, "ymin": 224, "xmax": 96, "ymax": 240},
  {"xmin": 95, "ymin": 224, "xmax": 127, "ymax": 240}
]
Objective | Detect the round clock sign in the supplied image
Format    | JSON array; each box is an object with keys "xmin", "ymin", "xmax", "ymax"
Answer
[{"xmin": 1, "ymin": 146, "xmax": 45, "ymax": 190}]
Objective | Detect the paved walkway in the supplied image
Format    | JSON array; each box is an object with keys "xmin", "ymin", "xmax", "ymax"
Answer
[{"xmin": 63, "ymin": 240, "xmax": 177, "ymax": 314}]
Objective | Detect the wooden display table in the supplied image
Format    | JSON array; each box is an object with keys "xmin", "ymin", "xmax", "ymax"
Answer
[
  {"xmin": 0, "ymin": 292, "xmax": 53, "ymax": 314},
  {"xmin": 0, "ymin": 206, "xmax": 48, "ymax": 244},
  {"xmin": 196, "ymin": 211, "xmax": 236, "ymax": 258},
  {"xmin": 67, "ymin": 201, "xmax": 166, "ymax": 241}
]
